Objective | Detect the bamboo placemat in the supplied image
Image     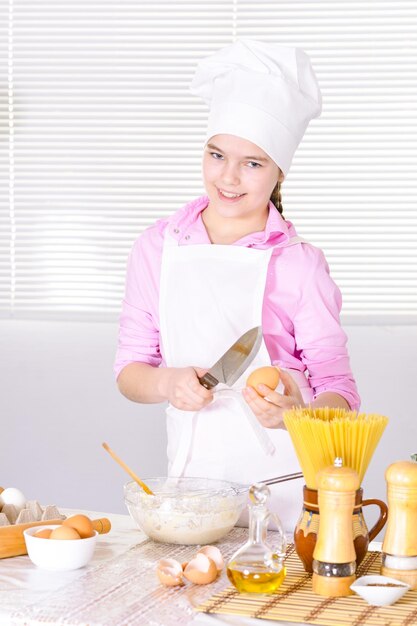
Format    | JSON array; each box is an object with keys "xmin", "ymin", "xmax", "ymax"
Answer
[{"xmin": 197, "ymin": 547, "xmax": 417, "ymax": 626}]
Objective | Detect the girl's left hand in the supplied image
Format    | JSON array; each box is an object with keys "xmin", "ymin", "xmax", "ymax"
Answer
[{"xmin": 242, "ymin": 369, "xmax": 305, "ymax": 429}]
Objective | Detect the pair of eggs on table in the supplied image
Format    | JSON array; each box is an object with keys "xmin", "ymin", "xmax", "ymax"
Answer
[
  {"xmin": 157, "ymin": 545, "xmax": 224, "ymax": 587},
  {"xmin": 34, "ymin": 514, "xmax": 94, "ymax": 540}
]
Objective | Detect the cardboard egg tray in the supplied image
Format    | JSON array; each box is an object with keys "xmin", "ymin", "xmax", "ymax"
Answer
[
  {"xmin": 0, "ymin": 486, "xmax": 67, "ymax": 558},
  {"xmin": 0, "ymin": 500, "xmax": 65, "ymax": 527}
]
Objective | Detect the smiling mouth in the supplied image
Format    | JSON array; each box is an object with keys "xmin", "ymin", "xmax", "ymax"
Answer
[{"xmin": 217, "ymin": 188, "xmax": 245, "ymax": 199}]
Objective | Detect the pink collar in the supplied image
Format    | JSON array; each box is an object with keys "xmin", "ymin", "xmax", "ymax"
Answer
[{"xmin": 169, "ymin": 195, "xmax": 296, "ymax": 248}]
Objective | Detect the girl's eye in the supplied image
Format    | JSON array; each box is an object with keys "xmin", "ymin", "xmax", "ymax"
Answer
[
  {"xmin": 247, "ymin": 161, "xmax": 261, "ymax": 168},
  {"xmin": 210, "ymin": 152, "xmax": 223, "ymax": 160}
]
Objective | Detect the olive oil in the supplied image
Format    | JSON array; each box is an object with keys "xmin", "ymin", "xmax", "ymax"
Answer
[
  {"xmin": 227, "ymin": 563, "xmax": 286, "ymax": 593},
  {"xmin": 226, "ymin": 484, "xmax": 287, "ymax": 595}
]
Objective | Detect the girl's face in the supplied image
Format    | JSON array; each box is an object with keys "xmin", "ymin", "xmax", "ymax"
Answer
[{"xmin": 202, "ymin": 134, "xmax": 283, "ymax": 220}]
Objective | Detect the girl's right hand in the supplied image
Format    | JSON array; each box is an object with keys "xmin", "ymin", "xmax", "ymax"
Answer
[{"xmin": 159, "ymin": 367, "xmax": 213, "ymax": 411}]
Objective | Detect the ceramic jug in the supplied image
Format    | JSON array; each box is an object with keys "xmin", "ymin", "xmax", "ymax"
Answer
[{"xmin": 294, "ymin": 485, "xmax": 388, "ymax": 573}]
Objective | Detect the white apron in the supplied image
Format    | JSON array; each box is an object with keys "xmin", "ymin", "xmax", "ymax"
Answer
[{"xmin": 159, "ymin": 227, "xmax": 314, "ymax": 531}]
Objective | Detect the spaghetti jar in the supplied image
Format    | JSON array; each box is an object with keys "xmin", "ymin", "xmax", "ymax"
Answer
[
  {"xmin": 226, "ymin": 483, "xmax": 286, "ymax": 594},
  {"xmin": 381, "ymin": 460, "xmax": 417, "ymax": 589},
  {"xmin": 312, "ymin": 458, "xmax": 359, "ymax": 597}
]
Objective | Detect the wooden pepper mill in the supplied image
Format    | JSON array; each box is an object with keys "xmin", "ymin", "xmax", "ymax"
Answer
[
  {"xmin": 312, "ymin": 458, "xmax": 359, "ymax": 597},
  {"xmin": 381, "ymin": 460, "xmax": 417, "ymax": 589}
]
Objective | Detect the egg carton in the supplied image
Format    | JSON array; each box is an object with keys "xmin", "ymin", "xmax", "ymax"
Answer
[{"xmin": 0, "ymin": 501, "xmax": 66, "ymax": 526}]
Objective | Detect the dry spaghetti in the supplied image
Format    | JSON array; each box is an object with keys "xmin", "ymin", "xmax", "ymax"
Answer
[{"xmin": 283, "ymin": 407, "xmax": 388, "ymax": 489}]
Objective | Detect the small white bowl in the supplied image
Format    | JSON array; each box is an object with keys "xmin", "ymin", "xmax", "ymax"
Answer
[
  {"xmin": 351, "ymin": 575, "xmax": 410, "ymax": 606},
  {"xmin": 24, "ymin": 525, "xmax": 98, "ymax": 571}
]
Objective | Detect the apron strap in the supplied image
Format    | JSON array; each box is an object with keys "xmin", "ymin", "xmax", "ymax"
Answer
[
  {"xmin": 214, "ymin": 389, "xmax": 276, "ymax": 456},
  {"xmin": 169, "ymin": 410, "xmax": 199, "ymax": 477}
]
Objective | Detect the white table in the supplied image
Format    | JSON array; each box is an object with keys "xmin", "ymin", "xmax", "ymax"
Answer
[
  {"xmin": 0, "ymin": 509, "xmax": 377, "ymax": 626},
  {"xmin": 0, "ymin": 510, "xmax": 141, "ymax": 625}
]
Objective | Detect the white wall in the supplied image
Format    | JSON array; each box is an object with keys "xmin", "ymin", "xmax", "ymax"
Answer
[
  {"xmin": 1, "ymin": 319, "xmax": 416, "ymax": 538},
  {"xmin": 0, "ymin": 320, "xmax": 167, "ymax": 515}
]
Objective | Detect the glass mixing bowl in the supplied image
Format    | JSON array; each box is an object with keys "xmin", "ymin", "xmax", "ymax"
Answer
[{"xmin": 124, "ymin": 477, "xmax": 248, "ymax": 544}]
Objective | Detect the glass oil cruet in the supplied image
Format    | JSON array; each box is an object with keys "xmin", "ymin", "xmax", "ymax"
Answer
[{"xmin": 226, "ymin": 483, "xmax": 287, "ymax": 593}]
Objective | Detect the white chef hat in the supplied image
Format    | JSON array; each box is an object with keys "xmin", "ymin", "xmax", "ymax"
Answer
[{"xmin": 190, "ymin": 39, "xmax": 322, "ymax": 176}]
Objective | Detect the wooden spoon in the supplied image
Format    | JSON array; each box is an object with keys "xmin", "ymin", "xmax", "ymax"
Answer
[{"xmin": 102, "ymin": 442, "xmax": 154, "ymax": 495}]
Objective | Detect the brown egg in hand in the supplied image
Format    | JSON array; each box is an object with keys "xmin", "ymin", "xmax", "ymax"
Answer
[
  {"xmin": 63, "ymin": 514, "xmax": 95, "ymax": 538},
  {"xmin": 246, "ymin": 366, "xmax": 280, "ymax": 397}
]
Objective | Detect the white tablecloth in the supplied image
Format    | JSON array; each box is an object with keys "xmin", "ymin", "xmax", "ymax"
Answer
[
  {"xmin": 0, "ymin": 509, "xmax": 142, "ymax": 625},
  {"xmin": 0, "ymin": 509, "xmax": 380, "ymax": 626}
]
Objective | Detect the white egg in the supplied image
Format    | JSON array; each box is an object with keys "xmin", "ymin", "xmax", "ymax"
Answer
[{"xmin": 0, "ymin": 488, "xmax": 26, "ymax": 513}]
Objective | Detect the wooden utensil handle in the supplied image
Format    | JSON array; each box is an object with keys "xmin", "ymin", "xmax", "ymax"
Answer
[
  {"xmin": 102, "ymin": 442, "xmax": 154, "ymax": 495},
  {"xmin": 0, "ymin": 517, "xmax": 111, "ymax": 559},
  {"xmin": 198, "ymin": 372, "xmax": 218, "ymax": 389},
  {"xmin": 92, "ymin": 518, "xmax": 111, "ymax": 534}
]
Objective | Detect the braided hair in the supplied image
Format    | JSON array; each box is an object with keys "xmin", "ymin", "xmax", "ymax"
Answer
[{"xmin": 270, "ymin": 180, "xmax": 283, "ymax": 216}]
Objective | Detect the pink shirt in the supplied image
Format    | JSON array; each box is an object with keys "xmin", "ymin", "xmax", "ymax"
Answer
[{"xmin": 115, "ymin": 195, "xmax": 360, "ymax": 410}]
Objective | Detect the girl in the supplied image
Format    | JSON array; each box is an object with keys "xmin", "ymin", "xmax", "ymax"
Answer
[{"xmin": 114, "ymin": 40, "xmax": 360, "ymax": 529}]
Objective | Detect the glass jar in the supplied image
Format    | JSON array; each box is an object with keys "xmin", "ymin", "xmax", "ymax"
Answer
[{"xmin": 226, "ymin": 483, "xmax": 286, "ymax": 594}]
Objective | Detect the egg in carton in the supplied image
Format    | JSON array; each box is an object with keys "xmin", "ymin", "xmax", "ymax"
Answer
[{"xmin": 0, "ymin": 486, "xmax": 66, "ymax": 526}]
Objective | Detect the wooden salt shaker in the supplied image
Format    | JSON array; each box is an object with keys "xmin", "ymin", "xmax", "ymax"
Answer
[
  {"xmin": 381, "ymin": 460, "xmax": 417, "ymax": 589},
  {"xmin": 312, "ymin": 458, "xmax": 359, "ymax": 597}
]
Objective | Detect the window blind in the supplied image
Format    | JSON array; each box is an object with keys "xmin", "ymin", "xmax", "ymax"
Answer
[{"xmin": 1, "ymin": 0, "xmax": 416, "ymax": 321}]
